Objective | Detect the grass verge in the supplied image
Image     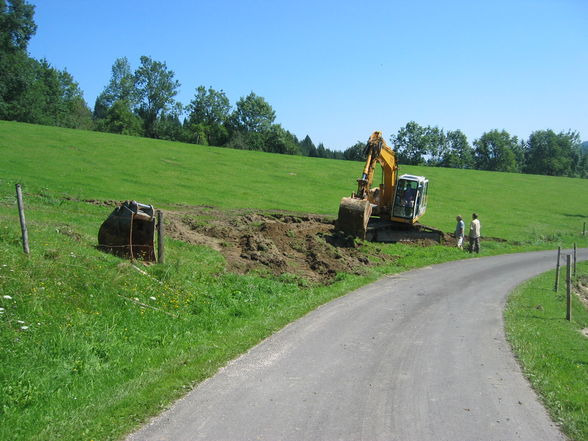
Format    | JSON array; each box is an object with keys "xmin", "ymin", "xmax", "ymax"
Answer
[
  {"xmin": 0, "ymin": 186, "xmax": 584, "ymax": 441},
  {"xmin": 505, "ymin": 261, "xmax": 588, "ymax": 441}
]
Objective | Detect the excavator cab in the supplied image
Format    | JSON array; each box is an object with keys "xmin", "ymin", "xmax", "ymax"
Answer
[{"xmin": 392, "ymin": 175, "xmax": 429, "ymax": 223}]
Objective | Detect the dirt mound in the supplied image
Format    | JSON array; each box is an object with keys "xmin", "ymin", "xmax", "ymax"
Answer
[
  {"xmin": 164, "ymin": 207, "xmax": 396, "ymax": 285},
  {"xmin": 576, "ymin": 276, "xmax": 588, "ymax": 307}
]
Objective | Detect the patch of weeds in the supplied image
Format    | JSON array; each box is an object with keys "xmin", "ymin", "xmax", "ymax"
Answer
[
  {"xmin": 37, "ymin": 192, "xmax": 64, "ymax": 207},
  {"xmin": 55, "ymin": 225, "xmax": 81, "ymax": 241},
  {"xmin": 1, "ymin": 379, "xmax": 38, "ymax": 411},
  {"xmin": 43, "ymin": 249, "xmax": 60, "ymax": 260}
]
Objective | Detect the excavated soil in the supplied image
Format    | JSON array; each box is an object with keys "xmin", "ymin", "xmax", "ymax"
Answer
[
  {"xmin": 84, "ymin": 198, "xmax": 508, "ymax": 285},
  {"xmin": 164, "ymin": 206, "xmax": 397, "ymax": 285}
]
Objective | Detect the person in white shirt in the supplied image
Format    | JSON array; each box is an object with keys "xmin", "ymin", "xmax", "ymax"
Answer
[{"xmin": 468, "ymin": 213, "xmax": 481, "ymax": 253}]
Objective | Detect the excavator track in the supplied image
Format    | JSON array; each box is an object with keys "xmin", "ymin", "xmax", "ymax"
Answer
[{"xmin": 365, "ymin": 219, "xmax": 444, "ymax": 243}]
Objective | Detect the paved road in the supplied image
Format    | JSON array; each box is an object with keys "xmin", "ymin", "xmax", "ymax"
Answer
[{"xmin": 128, "ymin": 249, "xmax": 588, "ymax": 441}]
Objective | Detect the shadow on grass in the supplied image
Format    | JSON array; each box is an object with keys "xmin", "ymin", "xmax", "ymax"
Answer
[{"xmin": 562, "ymin": 213, "xmax": 588, "ymax": 219}]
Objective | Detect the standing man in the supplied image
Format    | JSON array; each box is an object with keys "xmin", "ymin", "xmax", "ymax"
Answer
[
  {"xmin": 469, "ymin": 213, "xmax": 481, "ymax": 253},
  {"xmin": 455, "ymin": 215, "xmax": 465, "ymax": 249}
]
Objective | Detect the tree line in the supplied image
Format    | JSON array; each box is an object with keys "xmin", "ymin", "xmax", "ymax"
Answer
[
  {"xmin": 91, "ymin": 56, "xmax": 346, "ymax": 158},
  {"xmin": 1, "ymin": 0, "xmax": 587, "ymax": 178},
  {"xmin": 0, "ymin": 0, "xmax": 92, "ymax": 130},
  {"xmin": 344, "ymin": 122, "xmax": 588, "ymax": 178}
]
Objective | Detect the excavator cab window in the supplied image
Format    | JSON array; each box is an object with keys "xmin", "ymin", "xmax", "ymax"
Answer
[
  {"xmin": 393, "ymin": 178, "xmax": 419, "ymax": 219},
  {"xmin": 417, "ymin": 181, "xmax": 429, "ymax": 217}
]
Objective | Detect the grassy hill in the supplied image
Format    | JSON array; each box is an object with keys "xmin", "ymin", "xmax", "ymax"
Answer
[
  {"xmin": 2, "ymin": 120, "xmax": 587, "ymax": 240},
  {"xmin": 1, "ymin": 120, "xmax": 587, "ymax": 441}
]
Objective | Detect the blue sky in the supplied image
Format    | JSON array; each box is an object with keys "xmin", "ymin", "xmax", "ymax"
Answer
[{"xmin": 27, "ymin": 0, "xmax": 588, "ymax": 150}]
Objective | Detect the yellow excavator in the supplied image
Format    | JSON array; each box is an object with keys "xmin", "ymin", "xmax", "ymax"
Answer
[{"xmin": 337, "ymin": 131, "xmax": 442, "ymax": 242}]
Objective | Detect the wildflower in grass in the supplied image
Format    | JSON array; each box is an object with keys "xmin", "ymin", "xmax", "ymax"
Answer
[
  {"xmin": 17, "ymin": 320, "xmax": 25, "ymax": 324},
  {"xmin": 3, "ymin": 295, "xmax": 12, "ymax": 299},
  {"xmin": 150, "ymin": 296, "xmax": 156, "ymax": 301},
  {"xmin": 21, "ymin": 326, "xmax": 28, "ymax": 330},
  {"xmin": 0, "ymin": 307, "xmax": 5, "ymax": 313}
]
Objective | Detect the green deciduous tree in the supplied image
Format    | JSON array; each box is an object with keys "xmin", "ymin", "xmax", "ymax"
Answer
[
  {"xmin": 152, "ymin": 102, "xmax": 184, "ymax": 141},
  {"xmin": 134, "ymin": 55, "xmax": 181, "ymax": 138},
  {"xmin": 391, "ymin": 121, "xmax": 427, "ymax": 165},
  {"xmin": 578, "ymin": 150, "xmax": 588, "ymax": 179},
  {"xmin": 186, "ymin": 86, "xmax": 231, "ymax": 146},
  {"xmin": 422, "ymin": 126, "xmax": 446, "ymax": 166},
  {"xmin": 94, "ymin": 57, "xmax": 137, "ymax": 120},
  {"xmin": 391, "ymin": 122, "xmax": 447, "ymax": 166},
  {"xmin": 187, "ymin": 86, "xmax": 230, "ymax": 127},
  {"xmin": 263, "ymin": 124, "xmax": 300, "ymax": 155},
  {"xmin": 473, "ymin": 130, "xmax": 522, "ymax": 172},
  {"xmin": 230, "ymin": 92, "xmax": 276, "ymax": 133},
  {"xmin": 95, "ymin": 99, "xmax": 142, "ymax": 135},
  {"xmin": 523, "ymin": 129, "xmax": 581, "ymax": 177},
  {"xmin": 53, "ymin": 68, "xmax": 92, "ymax": 129},
  {"xmin": 440, "ymin": 130, "xmax": 474, "ymax": 168}
]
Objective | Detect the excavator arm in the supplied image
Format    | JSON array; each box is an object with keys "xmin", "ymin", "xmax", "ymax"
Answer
[{"xmin": 337, "ymin": 131, "xmax": 398, "ymax": 238}]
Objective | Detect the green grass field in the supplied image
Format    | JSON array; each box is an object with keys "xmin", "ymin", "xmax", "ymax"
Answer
[
  {"xmin": 1, "ymin": 120, "xmax": 587, "ymax": 440},
  {"xmin": 2, "ymin": 120, "xmax": 587, "ymax": 241},
  {"xmin": 505, "ymin": 262, "xmax": 588, "ymax": 440}
]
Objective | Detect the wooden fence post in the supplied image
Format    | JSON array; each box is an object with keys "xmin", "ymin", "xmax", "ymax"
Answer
[
  {"xmin": 554, "ymin": 246, "xmax": 561, "ymax": 292},
  {"xmin": 15, "ymin": 184, "xmax": 30, "ymax": 255},
  {"xmin": 157, "ymin": 210, "xmax": 164, "ymax": 264},
  {"xmin": 566, "ymin": 254, "xmax": 572, "ymax": 321},
  {"xmin": 583, "ymin": 222, "xmax": 586, "ymax": 237},
  {"xmin": 573, "ymin": 243, "xmax": 577, "ymax": 277}
]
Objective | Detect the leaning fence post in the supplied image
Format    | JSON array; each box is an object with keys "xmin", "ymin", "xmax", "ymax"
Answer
[
  {"xmin": 566, "ymin": 254, "xmax": 572, "ymax": 321},
  {"xmin": 554, "ymin": 246, "xmax": 561, "ymax": 292},
  {"xmin": 15, "ymin": 184, "xmax": 30, "ymax": 255},
  {"xmin": 157, "ymin": 210, "xmax": 164, "ymax": 264}
]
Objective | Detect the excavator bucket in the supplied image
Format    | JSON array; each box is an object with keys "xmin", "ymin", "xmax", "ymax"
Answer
[
  {"xmin": 98, "ymin": 201, "xmax": 156, "ymax": 261},
  {"xmin": 336, "ymin": 197, "xmax": 372, "ymax": 240}
]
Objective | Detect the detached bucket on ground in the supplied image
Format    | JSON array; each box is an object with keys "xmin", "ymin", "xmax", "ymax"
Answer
[{"xmin": 98, "ymin": 200, "xmax": 156, "ymax": 261}]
